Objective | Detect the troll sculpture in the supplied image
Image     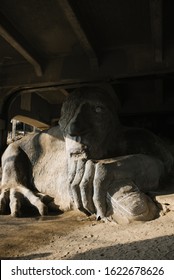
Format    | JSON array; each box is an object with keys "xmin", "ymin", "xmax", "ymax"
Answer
[{"xmin": 0, "ymin": 85, "xmax": 173, "ymax": 223}]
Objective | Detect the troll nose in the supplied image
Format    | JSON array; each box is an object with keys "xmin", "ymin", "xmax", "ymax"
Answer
[
  {"xmin": 67, "ymin": 104, "xmax": 89, "ymax": 136},
  {"xmin": 68, "ymin": 121, "xmax": 83, "ymax": 136}
]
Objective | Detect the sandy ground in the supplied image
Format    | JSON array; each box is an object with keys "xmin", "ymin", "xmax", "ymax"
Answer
[{"xmin": 0, "ymin": 192, "xmax": 174, "ymax": 260}]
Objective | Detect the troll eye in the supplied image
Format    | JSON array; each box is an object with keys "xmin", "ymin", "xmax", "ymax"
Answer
[{"xmin": 95, "ymin": 106, "xmax": 103, "ymax": 113}]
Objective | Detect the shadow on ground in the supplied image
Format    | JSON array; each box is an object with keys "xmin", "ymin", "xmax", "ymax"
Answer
[
  {"xmin": 1, "ymin": 253, "xmax": 52, "ymax": 260},
  {"xmin": 68, "ymin": 234, "xmax": 174, "ymax": 260}
]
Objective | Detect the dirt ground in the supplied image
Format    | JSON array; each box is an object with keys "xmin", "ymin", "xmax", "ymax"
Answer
[{"xmin": 0, "ymin": 190, "xmax": 174, "ymax": 260}]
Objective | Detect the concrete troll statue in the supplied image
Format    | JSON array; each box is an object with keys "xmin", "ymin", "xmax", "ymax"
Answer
[{"xmin": 0, "ymin": 85, "xmax": 173, "ymax": 223}]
